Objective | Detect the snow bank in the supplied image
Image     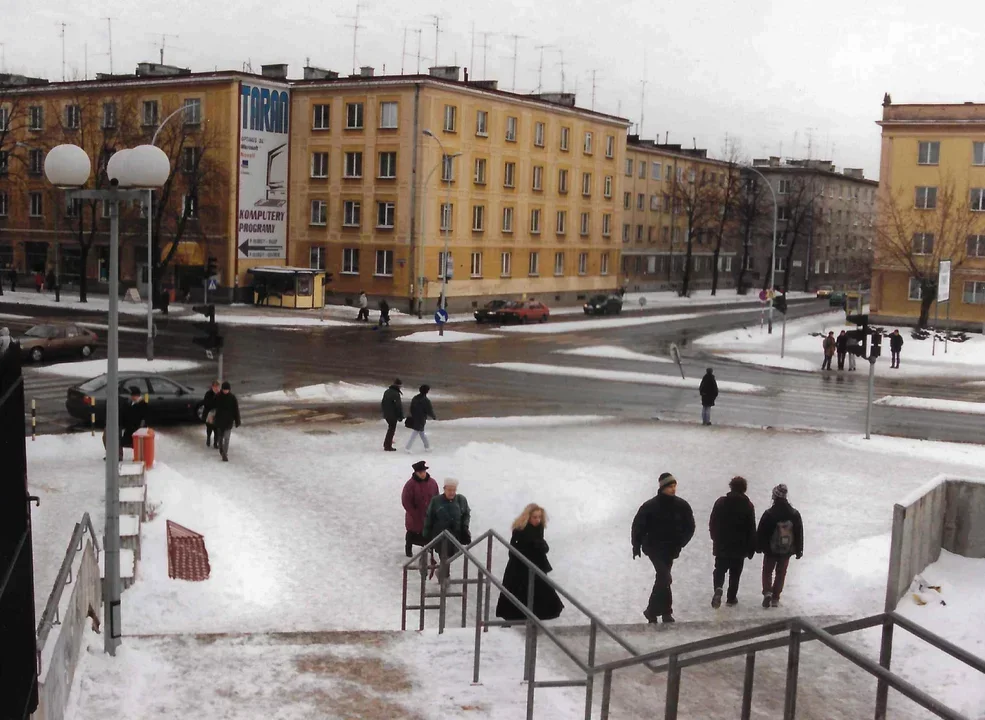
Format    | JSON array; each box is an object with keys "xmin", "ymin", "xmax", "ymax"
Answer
[
  {"xmin": 828, "ymin": 433, "xmax": 985, "ymax": 469},
  {"xmin": 394, "ymin": 330, "xmax": 499, "ymax": 343},
  {"xmin": 555, "ymin": 345, "xmax": 671, "ymax": 363},
  {"xmin": 438, "ymin": 415, "xmax": 608, "ymax": 428},
  {"xmin": 723, "ymin": 352, "xmax": 820, "ymax": 372},
  {"xmin": 476, "ymin": 362, "xmax": 764, "ymax": 393},
  {"xmin": 874, "ymin": 395, "xmax": 985, "ymax": 416},
  {"xmin": 30, "ymin": 357, "xmax": 201, "ymax": 378},
  {"xmin": 0, "ymin": 289, "xmax": 167, "ymax": 315},
  {"xmin": 249, "ymin": 381, "xmax": 458, "ymax": 403},
  {"xmin": 498, "ymin": 311, "xmax": 702, "ymax": 334},
  {"xmin": 175, "ymin": 313, "xmax": 348, "ymax": 328}
]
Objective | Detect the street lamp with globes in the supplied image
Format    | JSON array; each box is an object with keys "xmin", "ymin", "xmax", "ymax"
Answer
[{"xmin": 43, "ymin": 142, "xmax": 170, "ymax": 656}]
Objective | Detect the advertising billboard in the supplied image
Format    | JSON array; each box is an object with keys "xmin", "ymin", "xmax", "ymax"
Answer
[
  {"xmin": 937, "ymin": 259, "xmax": 951, "ymax": 303},
  {"xmin": 237, "ymin": 82, "xmax": 290, "ymax": 260}
]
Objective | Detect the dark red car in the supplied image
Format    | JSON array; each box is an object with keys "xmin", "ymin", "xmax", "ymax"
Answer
[{"xmin": 497, "ymin": 300, "xmax": 550, "ymax": 324}]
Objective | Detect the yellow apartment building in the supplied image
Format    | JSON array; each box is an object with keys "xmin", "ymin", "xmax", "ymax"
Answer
[
  {"xmin": 873, "ymin": 99, "xmax": 985, "ymax": 328},
  {"xmin": 289, "ymin": 67, "xmax": 628, "ymax": 312}
]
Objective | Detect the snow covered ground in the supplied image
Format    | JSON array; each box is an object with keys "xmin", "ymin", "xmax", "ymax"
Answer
[
  {"xmin": 875, "ymin": 395, "xmax": 985, "ymax": 416},
  {"xmin": 475, "ymin": 362, "xmax": 762, "ymax": 393},
  {"xmin": 554, "ymin": 345, "xmax": 672, "ymax": 363},
  {"xmin": 0, "ymin": 289, "xmax": 169, "ymax": 316},
  {"xmin": 29, "ymin": 357, "xmax": 201, "ymax": 379},
  {"xmin": 394, "ymin": 329, "xmax": 500, "ymax": 343},
  {"xmin": 624, "ymin": 289, "xmax": 814, "ymax": 309},
  {"xmin": 249, "ymin": 381, "xmax": 459, "ymax": 404},
  {"xmin": 498, "ymin": 308, "xmax": 752, "ymax": 335}
]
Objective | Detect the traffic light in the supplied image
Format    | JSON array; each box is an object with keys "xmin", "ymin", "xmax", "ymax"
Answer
[
  {"xmin": 847, "ymin": 328, "xmax": 867, "ymax": 357},
  {"xmin": 773, "ymin": 292, "xmax": 787, "ymax": 314},
  {"xmin": 205, "ymin": 256, "xmax": 218, "ymax": 278},
  {"xmin": 870, "ymin": 331, "xmax": 882, "ymax": 359},
  {"xmin": 846, "ymin": 313, "xmax": 869, "ymax": 327},
  {"xmin": 192, "ymin": 304, "xmax": 223, "ymax": 352}
]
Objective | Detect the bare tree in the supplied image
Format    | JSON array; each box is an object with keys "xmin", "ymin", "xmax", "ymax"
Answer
[
  {"xmin": 772, "ymin": 175, "xmax": 822, "ymax": 293},
  {"xmin": 709, "ymin": 143, "xmax": 742, "ymax": 295},
  {"xmin": 735, "ymin": 172, "xmax": 770, "ymax": 294},
  {"xmin": 671, "ymin": 167, "xmax": 723, "ymax": 296},
  {"xmin": 876, "ymin": 176, "xmax": 984, "ymax": 327}
]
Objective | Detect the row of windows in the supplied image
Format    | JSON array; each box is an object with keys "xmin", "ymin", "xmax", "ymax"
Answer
[
  {"xmin": 909, "ymin": 277, "xmax": 985, "ymax": 304},
  {"xmin": 313, "ymin": 247, "xmax": 612, "ymax": 279},
  {"xmin": 622, "ymin": 255, "xmax": 739, "ymax": 275},
  {"xmin": 0, "ymin": 98, "xmax": 203, "ymax": 133},
  {"xmin": 911, "ymin": 233, "xmax": 985, "ymax": 256},
  {"xmin": 914, "ymin": 186, "xmax": 985, "ymax": 211},
  {"xmin": 916, "ymin": 140, "xmax": 985, "ymax": 167},
  {"xmin": 0, "ymin": 146, "xmax": 200, "ymax": 176},
  {"xmin": 0, "ymin": 191, "xmax": 197, "ymax": 219}
]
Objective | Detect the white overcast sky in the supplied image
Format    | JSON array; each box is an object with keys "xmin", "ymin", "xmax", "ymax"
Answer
[{"xmin": 3, "ymin": 0, "xmax": 980, "ymax": 179}]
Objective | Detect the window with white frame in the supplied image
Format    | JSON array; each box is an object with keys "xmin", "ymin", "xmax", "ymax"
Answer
[
  {"xmin": 600, "ymin": 252, "xmax": 610, "ymax": 275},
  {"xmin": 967, "ymin": 235, "xmax": 985, "ymax": 257},
  {"xmin": 344, "ymin": 151, "xmax": 363, "ymax": 178},
  {"xmin": 639, "ymin": 160, "xmax": 646, "ymax": 179},
  {"xmin": 502, "ymin": 206, "xmax": 514, "ymax": 233},
  {"xmin": 183, "ymin": 194, "xmax": 198, "ymax": 218},
  {"xmin": 378, "ymin": 151, "xmax": 397, "ymax": 178},
  {"xmin": 688, "ymin": 169, "xmax": 695, "ymax": 183},
  {"xmin": 623, "ymin": 224, "xmax": 631, "ymax": 242},
  {"xmin": 971, "ymin": 188, "xmax": 985, "ymax": 212},
  {"xmin": 379, "ymin": 101, "xmax": 398, "ymax": 129},
  {"xmin": 65, "ymin": 197, "xmax": 82, "ymax": 218},
  {"xmin": 694, "ymin": 256, "xmax": 702, "ymax": 271},
  {"xmin": 504, "ymin": 161, "xmax": 516, "ymax": 188},
  {"xmin": 582, "ymin": 172, "xmax": 592, "ymax": 196},
  {"xmin": 474, "ymin": 157, "xmax": 487, "ymax": 185},
  {"xmin": 183, "ymin": 98, "xmax": 202, "ymax": 125},
  {"xmin": 917, "ymin": 141, "xmax": 940, "ymax": 165},
  {"xmin": 650, "ymin": 195, "xmax": 660, "ymax": 212},
  {"xmin": 625, "ymin": 158, "xmax": 633, "ymax": 176},
  {"xmin": 912, "ymin": 232, "xmax": 934, "ymax": 254},
  {"xmin": 578, "ymin": 252, "xmax": 588, "ymax": 275},
  {"xmin": 915, "ymin": 186, "xmax": 937, "ymax": 209},
  {"xmin": 558, "ymin": 168, "xmax": 568, "ymax": 194},
  {"xmin": 310, "ymin": 200, "xmax": 327, "ymax": 225},
  {"xmin": 346, "ymin": 102, "xmax": 364, "ymax": 129},
  {"xmin": 556, "ymin": 211, "xmax": 566, "ymax": 234},
  {"xmin": 25, "ymin": 105, "xmax": 43, "ymax": 131},
  {"xmin": 438, "ymin": 251, "xmax": 450, "ymax": 279},
  {"xmin": 974, "ymin": 142, "xmax": 985, "ymax": 166},
  {"xmin": 605, "ymin": 135, "xmax": 615, "ymax": 158},
  {"xmin": 443, "ymin": 105, "xmax": 457, "ymax": 132},
  {"xmin": 530, "ymin": 208, "xmax": 542, "ymax": 234},
  {"xmin": 744, "ymin": 256, "xmax": 755, "ymax": 271},
  {"xmin": 532, "ymin": 165, "xmax": 543, "ymax": 191},
  {"xmin": 475, "ymin": 110, "xmax": 488, "ymax": 136},
  {"xmin": 560, "ymin": 126, "xmax": 570, "ymax": 151},
  {"xmin": 637, "ymin": 193, "xmax": 644, "ymax": 210},
  {"xmin": 182, "ymin": 147, "xmax": 199, "ymax": 174},
  {"xmin": 141, "ymin": 100, "xmax": 158, "ymax": 126},
  {"xmin": 377, "ymin": 201, "xmax": 395, "ymax": 228},
  {"xmin": 623, "ymin": 192, "xmax": 631, "ymax": 210},
  {"xmin": 0, "ymin": 192, "xmax": 7, "ymax": 217},
  {"xmin": 342, "ymin": 248, "xmax": 360, "ymax": 274},
  {"xmin": 470, "ymin": 252, "xmax": 483, "ymax": 278},
  {"xmin": 604, "ymin": 175, "xmax": 612, "ymax": 198},
  {"xmin": 343, "ymin": 200, "xmax": 361, "ymax": 227},
  {"xmin": 311, "ymin": 152, "xmax": 329, "ymax": 178},
  {"xmin": 529, "ymin": 251, "xmax": 540, "ymax": 275},
  {"xmin": 506, "ymin": 116, "xmax": 517, "ymax": 142},
  {"xmin": 375, "ymin": 250, "xmax": 394, "ymax": 276},
  {"xmin": 777, "ymin": 206, "xmax": 791, "ymax": 221},
  {"xmin": 440, "ymin": 203, "xmax": 453, "ymax": 231},
  {"xmin": 636, "ymin": 225, "xmax": 643, "ymax": 242},
  {"xmin": 652, "ymin": 162, "xmax": 661, "ymax": 180},
  {"xmin": 441, "ymin": 154, "xmax": 455, "ymax": 181},
  {"xmin": 908, "ymin": 277, "xmax": 922, "ymax": 300},
  {"xmin": 963, "ymin": 280, "xmax": 985, "ymax": 304},
  {"xmin": 584, "ymin": 131, "xmax": 593, "ymax": 155},
  {"xmin": 774, "ymin": 256, "xmax": 785, "ymax": 272},
  {"xmin": 472, "ymin": 205, "xmax": 485, "ymax": 231},
  {"xmin": 719, "ymin": 256, "xmax": 732, "ymax": 272},
  {"xmin": 309, "ymin": 246, "xmax": 326, "ymax": 270},
  {"xmin": 501, "ymin": 251, "xmax": 512, "ymax": 277},
  {"xmin": 814, "ymin": 259, "xmax": 821, "ymax": 275},
  {"xmin": 602, "ymin": 214, "xmax": 611, "ymax": 237},
  {"xmin": 580, "ymin": 212, "xmax": 590, "ymax": 236},
  {"xmin": 777, "ymin": 178, "xmax": 791, "ymax": 195},
  {"xmin": 313, "ymin": 104, "xmax": 330, "ymax": 130},
  {"xmin": 28, "ymin": 149, "xmax": 43, "ymax": 175},
  {"xmin": 554, "ymin": 251, "xmax": 564, "ymax": 276},
  {"xmin": 99, "ymin": 102, "xmax": 116, "ymax": 129},
  {"xmin": 534, "ymin": 121, "xmax": 545, "ymax": 147}
]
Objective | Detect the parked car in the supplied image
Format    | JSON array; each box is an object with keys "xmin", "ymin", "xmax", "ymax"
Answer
[
  {"xmin": 815, "ymin": 286, "xmax": 834, "ymax": 298},
  {"xmin": 66, "ymin": 374, "xmax": 203, "ymax": 426},
  {"xmin": 474, "ymin": 299, "xmax": 509, "ymax": 323},
  {"xmin": 17, "ymin": 324, "xmax": 99, "ymax": 363},
  {"xmin": 583, "ymin": 294, "xmax": 623, "ymax": 315},
  {"xmin": 828, "ymin": 291, "xmax": 848, "ymax": 307},
  {"xmin": 497, "ymin": 300, "xmax": 550, "ymax": 324}
]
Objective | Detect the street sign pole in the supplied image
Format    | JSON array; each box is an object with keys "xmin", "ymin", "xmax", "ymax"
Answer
[
  {"xmin": 781, "ymin": 313, "xmax": 787, "ymax": 358},
  {"xmin": 218, "ymin": 349, "xmax": 224, "ymax": 384},
  {"xmin": 865, "ymin": 356, "xmax": 876, "ymax": 440}
]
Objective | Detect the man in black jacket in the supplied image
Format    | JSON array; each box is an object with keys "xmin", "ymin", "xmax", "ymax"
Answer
[
  {"xmin": 756, "ymin": 484, "xmax": 804, "ymax": 608},
  {"xmin": 631, "ymin": 472, "xmax": 695, "ymax": 623},
  {"xmin": 699, "ymin": 368, "xmax": 719, "ymax": 426},
  {"xmin": 709, "ymin": 476, "xmax": 757, "ymax": 608},
  {"xmin": 836, "ymin": 330, "xmax": 848, "ymax": 370},
  {"xmin": 381, "ymin": 378, "xmax": 404, "ymax": 451},
  {"xmin": 105, "ymin": 386, "xmax": 147, "ymax": 460},
  {"xmin": 405, "ymin": 384, "xmax": 436, "ymax": 451},
  {"xmin": 202, "ymin": 380, "xmax": 220, "ymax": 449},
  {"xmin": 889, "ymin": 329, "xmax": 904, "ymax": 369},
  {"xmin": 212, "ymin": 381, "xmax": 241, "ymax": 462}
]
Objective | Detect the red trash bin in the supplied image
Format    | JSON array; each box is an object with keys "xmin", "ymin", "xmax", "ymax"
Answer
[{"xmin": 132, "ymin": 428, "xmax": 155, "ymax": 469}]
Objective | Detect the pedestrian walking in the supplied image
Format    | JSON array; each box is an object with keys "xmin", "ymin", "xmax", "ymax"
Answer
[
  {"xmin": 103, "ymin": 386, "xmax": 147, "ymax": 460},
  {"xmin": 357, "ymin": 291, "xmax": 369, "ymax": 321},
  {"xmin": 699, "ymin": 368, "xmax": 719, "ymax": 426},
  {"xmin": 401, "ymin": 460, "xmax": 439, "ymax": 557},
  {"xmin": 423, "ymin": 478, "xmax": 471, "ymax": 583},
  {"xmin": 836, "ymin": 330, "xmax": 848, "ymax": 370},
  {"xmin": 757, "ymin": 484, "xmax": 804, "ymax": 608},
  {"xmin": 381, "ymin": 378, "xmax": 404, "ymax": 452},
  {"xmin": 709, "ymin": 476, "xmax": 757, "ymax": 608},
  {"xmin": 45, "ymin": 269, "xmax": 56, "ymax": 295},
  {"xmin": 378, "ymin": 299, "xmax": 391, "ymax": 327},
  {"xmin": 821, "ymin": 331, "xmax": 836, "ymax": 370},
  {"xmin": 202, "ymin": 380, "xmax": 220, "ymax": 449},
  {"xmin": 405, "ymin": 384, "xmax": 436, "ymax": 451},
  {"xmin": 212, "ymin": 381, "xmax": 241, "ymax": 462},
  {"xmin": 631, "ymin": 472, "xmax": 695, "ymax": 624},
  {"xmin": 9, "ymin": 267, "xmax": 17, "ymax": 292},
  {"xmin": 34, "ymin": 271, "xmax": 43, "ymax": 293},
  {"xmin": 495, "ymin": 504, "xmax": 565, "ymax": 621},
  {"xmin": 889, "ymin": 329, "xmax": 903, "ymax": 369},
  {"xmin": 0, "ymin": 327, "xmax": 10, "ymax": 359},
  {"xmin": 846, "ymin": 333, "xmax": 859, "ymax": 371}
]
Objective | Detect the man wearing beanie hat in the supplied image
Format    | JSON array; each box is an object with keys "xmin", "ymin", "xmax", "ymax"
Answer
[
  {"xmin": 756, "ymin": 484, "xmax": 804, "ymax": 608},
  {"xmin": 212, "ymin": 381, "xmax": 241, "ymax": 462},
  {"xmin": 631, "ymin": 472, "xmax": 695, "ymax": 623}
]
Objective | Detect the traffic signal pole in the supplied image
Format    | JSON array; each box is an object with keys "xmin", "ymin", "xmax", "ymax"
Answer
[
  {"xmin": 865, "ymin": 356, "xmax": 876, "ymax": 440},
  {"xmin": 781, "ymin": 313, "xmax": 787, "ymax": 358}
]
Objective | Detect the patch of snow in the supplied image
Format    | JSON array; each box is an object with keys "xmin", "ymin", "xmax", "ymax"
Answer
[
  {"xmin": 174, "ymin": 313, "xmax": 349, "ymax": 328},
  {"xmin": 30, "ymin": 357, "xmax": 201, "ymax": 378},
  {"xmin": 76, "ymin": 322, "xmax": 150, "ymax": 334},
  {"xmin": 723, "ymin": 352, "xmax": 820, "ymax": 372},
  {"xmin": 249, "ymin": 381, "xmax": 458, "ymax": 403},
  {"xmin": 828, "ymin": 433, "xmax": 985, "ymax": 470},
  {"xmin": 624, "ymin": 289, "xmax": 815, "ymax": 308},
  {"xmin": 395, "ymin": 329, "xmax": 500, "ymax": 343},
  {"xmin": 0, "ymin": 312, "xmax": 33, "ymax": 321},
  {"xmin": 439, "ymin": 415, "xmax": 609, "ymax": 428},
  {"xmin": 0, "ymin": 289, "xmax": 173, "ymax": 315},
  {"xmin": 476, "ymin": 362, "xmax": 764, "ymax": 393},
  {"xmin": 499, "ymin": 307, "xmax": 756, "ymax": 335},
  {"xmin": 875, "ymin": 395, "xmax": 985, "ymax": 416},
  {"xmin": 555, "ymin": 345, "xmax": 671, "ymax": 363}
]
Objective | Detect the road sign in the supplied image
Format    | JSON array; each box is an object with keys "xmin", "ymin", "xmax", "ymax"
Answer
[
  {"xmin": 669, "ymin": 343, "xmax": 685, "ymax": 380},
  {"xmin": 237, "ymin": 241, "xmax": 281, "ymax": 259},
  {"xmin": 207, "ymin": 277, "xmax": 218, "ymax": 291},
  {"xmin": 938, "ymin": 260, "xmax": 951, "ymax": 303},
  {"xmin": 434, "ymin": 308, "xmax": 449, "ymax": 325}
]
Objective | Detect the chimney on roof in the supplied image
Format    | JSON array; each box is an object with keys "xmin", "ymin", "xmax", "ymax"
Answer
[
  {"xmin": 843, "ymin": 168, "xmax": 865, "ymax": 179},
  {"xmin": 303, "ymin": 66, "xmax": 339, "ymax": 80},
  {"xmin": 532, "ymin": 92, "xmax": 576, "ymax": 108},
  {"xmin": 429, "ymin": 66, "xmax": 461, "ymax": 81},
  {"xmin": 359, "ymin": 66, "xmax": 375, "ymax": 77},
  {"xmin": 469, "ymin": 79, "xmax": 499, "ymax": 91},
  {"xmin": 136, "ymin": 62, "xmax": 191, "ymax": 77},
  {"xmin": 261, "ymin": 63, "xmax": 289, "ymax": 79}
]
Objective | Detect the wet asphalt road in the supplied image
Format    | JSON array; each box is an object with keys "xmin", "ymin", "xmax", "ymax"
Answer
[{"xmin": 4, "ymin": 296, "xmax": 984, "ymax": 444}]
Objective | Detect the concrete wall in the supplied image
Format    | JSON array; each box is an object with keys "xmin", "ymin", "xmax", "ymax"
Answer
[
  {"xmin": 885, "ymin": 476, "xmax": 985, "ymax": 610},
  {"xmin": 33, "ymin": 540, "xmax": 101, "ymax": 720}
]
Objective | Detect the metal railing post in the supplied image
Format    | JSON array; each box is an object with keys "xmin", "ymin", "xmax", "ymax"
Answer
[
  {"xmin": 438, "ymin": 539, "xmax": 448, "ymax": 634},
  {"xmin": 665, "ymin": 654, "xmax": 681, "ymax": 720},
  {"xmin": 418, "ymin": 554, "xmax": 427, "ymax": 632},
  {"xmin": 401, "ymin": 566, "xmax": 408, "ymax": 631},
  {"xmin": 525, "ymin": 624, "xmax": 539, "ymax": 720},
  {"xmin": 741, "ymin": 652, "xmax": 756, "ymax": 720},
  {"xmin": 783, "ymin": 625, "xmax": 801, "ymax": 720},
  {"xmin": 461, "ymin": 555, "xmax": 469, "ymax": 628},
  {"xmin": 523, "ymin": 565, "xmax": 536, "ymax": 681},
  {"xmin": 600, "ymin": 670, "xmax": 613, "ymax": 720},
  {"xmin": 473, "ymin": 568, "xmax": 484, "ymax": 684},
  {"xmin": 483, "ymin": 534, "xmax": 493, "ymax": 632},
  {"xmin": 874, "ymin": 617, "xmax": 894, "ymax": 719},
  {"xmin": 584, "ymin": 620, "xmax": 598, "ymax": 720}
]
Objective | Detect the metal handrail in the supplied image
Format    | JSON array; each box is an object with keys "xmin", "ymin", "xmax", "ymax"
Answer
[{"xmin": 36, "ymin": 513, "xmax": 100, "ymax": 649}]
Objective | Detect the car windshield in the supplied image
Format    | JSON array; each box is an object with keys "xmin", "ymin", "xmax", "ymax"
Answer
[
  {"xmin": 25, "ymin": 325, "xmax": 55, "ymax": 338},
  {"xmin": 487, "ymin": 300, "xmax": 505, "ymax": 309},
  {"xmin": 77, "ymin": 375, "xmax": 107, "ymax": 393},
  {"xmin": 591, "ymin": 295, "xmax": 606, "ymax": 302}
]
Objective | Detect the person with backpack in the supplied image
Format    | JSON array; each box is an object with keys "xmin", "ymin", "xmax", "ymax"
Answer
[
  {"xmin": 708, "ymin": 476, "xmax": 757, "ymax": 608},
  {"xmin": 756, "ymin": 484, "xmax": 804, "ymax": 608}
]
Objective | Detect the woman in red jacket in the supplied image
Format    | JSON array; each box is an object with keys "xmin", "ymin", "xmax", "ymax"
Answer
[{"xmin": 401, "ymin": 460, "xmax": 439, "ymax": 557}]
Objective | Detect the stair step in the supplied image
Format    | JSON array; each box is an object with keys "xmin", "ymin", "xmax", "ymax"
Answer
[
  {"xmin": 120, "ymin": 485, "xmax": 147, "ymax": 520},
  {"xmin": 99, "ymin": 547, "xmax": 136, "ymax": 589},
  {"xmin": 119, "ymin": 461, "xmax": 146, "ymax": 488}
]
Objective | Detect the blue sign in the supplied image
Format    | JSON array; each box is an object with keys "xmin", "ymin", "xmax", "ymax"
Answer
[
  {"xmin": 207, "ymin": 277, "xmax": 219, "ymax": 291},
  {"xmin": 434, "ymin": 309, "xmax": 449, "ymax": 325}
]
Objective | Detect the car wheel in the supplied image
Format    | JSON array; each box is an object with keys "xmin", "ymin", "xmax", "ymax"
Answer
[
  {"xmin": 540, "ymin": 314, "xmax": 548, "ymax": 323},
  {"xmin": 30, "ymin": 347, "xmax": 43, "ymax": 364},
  {"xmin": 80, "ymin": 345, "xmax": 93, "ymax": 358},
  {"xmin": 193, "ymin": 401, "xmax": 206, "ymax": 423},
  {"xmin": 520, "ymin": 315, "xmax": 527, "ymax": 324}
]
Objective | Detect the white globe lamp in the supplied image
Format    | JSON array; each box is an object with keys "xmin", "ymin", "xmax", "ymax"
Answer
[
  {"xmin": 126, "ymin": 145, "xmax": 171, "ymax": 188},
  {"xmin": 43, "ymin": 144, "xmax": 91, "ymax": 187},
  {"xmin": 106, "ymin": 149, "xmax": 133, "ymax": 187}
]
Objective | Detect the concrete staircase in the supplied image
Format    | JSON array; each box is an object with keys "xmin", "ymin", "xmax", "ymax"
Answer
[{"xmin": 98, "ymin": 460, "xmax": 147, "ymax": 590}]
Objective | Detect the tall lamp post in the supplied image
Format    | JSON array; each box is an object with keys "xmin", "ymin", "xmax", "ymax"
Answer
[
  {"xmin": 743, "ymin": 165, "xmax": 778, "ymax": 334},
  {"xmin": 422, "ymin": 130, "xmax": 460, "ymax": 328},
  {"xmin": 44, "ymin": 143, "xmax": 169, "ymax": 656}
]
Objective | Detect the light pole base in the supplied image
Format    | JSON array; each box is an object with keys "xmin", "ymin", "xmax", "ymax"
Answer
[{"xmin": 146, "ymin": 335, "xmax": 154, "ymax": 362}]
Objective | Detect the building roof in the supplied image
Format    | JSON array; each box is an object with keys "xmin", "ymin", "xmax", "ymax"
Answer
[
  {"xmin": 747, "ymin": 161, "xmax": 878, "ymax": 187},
  {"xmin": 626, "ymin": 136, "xmax": 730, "ymax": 166}
]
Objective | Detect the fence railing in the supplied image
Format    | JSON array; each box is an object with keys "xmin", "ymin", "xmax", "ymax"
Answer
[{"xmin": 401, "ymin": 529, "xmax": 985, "ymax": 720}]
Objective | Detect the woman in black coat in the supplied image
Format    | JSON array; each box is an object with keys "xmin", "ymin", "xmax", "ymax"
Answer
[{"xmin": 495, "ymin": 504, "xmax": 564, "ymax": 621}]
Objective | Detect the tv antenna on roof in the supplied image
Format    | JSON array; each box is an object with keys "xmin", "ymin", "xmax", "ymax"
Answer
[
  {"xmin": 343, "ymin": 2, "xmax": 365, "ymax": 75},
  {"xmin": 507, "ymin": 34, "xmax": 526, "ymax": 92},
  {"xmin": 534, "ymin": 43, "xmax": 554, "ymax": 93}
]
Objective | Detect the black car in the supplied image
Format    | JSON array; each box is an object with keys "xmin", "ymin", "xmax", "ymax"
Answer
[
  {"xmin": 583, "ymin": 294, "xmax": 623, "ymax": 315},
  {"xmin": 66, "ymin": 373, "xmax": 203, "ymax": 426},
  {"xmin": 474, "ymin": 299, "xmax": 509, "ymax": 323}
]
